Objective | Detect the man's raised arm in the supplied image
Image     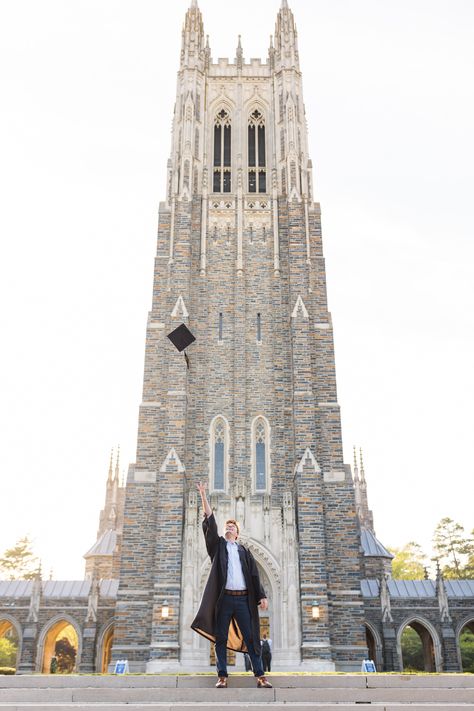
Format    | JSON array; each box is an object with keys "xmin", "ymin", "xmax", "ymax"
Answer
[
  {"xmin": 197, "ymin": 481, "xmax": 219, "ymax": 559},
  {"xmin": 197, "ymin": 481, "xmax": 212, "ymax": 517}
]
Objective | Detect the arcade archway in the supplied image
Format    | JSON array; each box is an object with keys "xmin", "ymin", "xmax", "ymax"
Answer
[
  {"xmin": 400, "ymin": 621, "xmax": 437, "ymax": 672},
  {"xmin": 98, "ymin": 623, "xmax": 114, "ymax": 673},
  {"xmin": 0, "ymin": 618, "xmax": 20, "ymax": 671},
  {"xmin": 459, "ymin": 619, "xmax": 474, "ymax": 673},
  {"xmin": 40, "ymin": 619, "xmax": 79, "ymax": 673}
]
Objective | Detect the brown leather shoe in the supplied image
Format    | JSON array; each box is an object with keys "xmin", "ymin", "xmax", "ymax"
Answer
[
  {"xmin": 256, "ymin": 675, "xmax": 273, "ymax": 688},
  {"xmin": 215, "ymin": 676, "xmax": 228, "ymax": 688}
]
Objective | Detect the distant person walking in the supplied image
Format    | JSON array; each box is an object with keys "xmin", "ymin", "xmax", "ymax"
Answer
[{"xmin": 261, "ymin": 634, "xmax": 272, "ymax": 672}]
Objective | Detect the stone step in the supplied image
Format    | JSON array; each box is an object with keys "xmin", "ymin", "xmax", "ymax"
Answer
[
  {"xmin": 1, "ymin": 674, "xmax": 473, "ymax": 689},
  {"xmin": 1, "ymin": 686, "xmax": 474, "ymax": 704},
  {"xmin": 0, "ymin": 705, "xmax": 474, "ymax": 711}
]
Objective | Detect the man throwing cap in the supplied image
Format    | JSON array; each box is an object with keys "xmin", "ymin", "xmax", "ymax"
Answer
[{"xmin": 191, "ymin": 481, "xmax": 272, "ymax": 689}]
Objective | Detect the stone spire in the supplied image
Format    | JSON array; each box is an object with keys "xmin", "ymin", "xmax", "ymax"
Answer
[
  {"xmin": 27, "ymin": 564, "xmax": 42, "ymax": 623},
  {"xmin": 353, "ymin": 445, "xmax": 362, "ymax": 518},
  {"xmin": 353, "ymin": 447, "xmax": 374, "ymax": 532},
  {"xmin": 112, "ymin": 446, "xmax": 120, "ymax": 504},
  {"xmin": 274, "ymin": 0, "xmax": 299, "ymax": 70},
  {"xmin": 353, "ymin": 446, "xmax": 360, "ymax": 481},
  {"xmin": 114, "ymin": 446, "xmax": 120, "ymax": 480},
  {"xmin": 107, "ymin": 448, "xmax": 113, "ymax": 484},
  {"xmin": 98, "ymin": 449, "xmax": 121, "ymax": 536},
  {"xmin": 180, "ymin": 0, "xmax": 205, "ymax": 69},
  {"xmin": 360, "ymin": 448, "xmax": 366, "ymax": 483},
  {"xmin": 236, "ymin": 35, "xmax": 243, "ymax": 70},
  {"xmin": 436, "ymin": 562, "xmax": 451, "ymax": 623}
]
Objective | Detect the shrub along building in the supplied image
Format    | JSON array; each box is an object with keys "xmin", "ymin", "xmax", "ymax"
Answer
[{"xmin": 1, "ymin": 0, "xmax": 473, "ymax": 675}]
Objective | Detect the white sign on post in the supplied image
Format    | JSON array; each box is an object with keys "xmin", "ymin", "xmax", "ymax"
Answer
[
  {"xmin": 114, "ymin": 659, "xmax": 129, "ymax": 674},
  {"xmin": 361, "ymin": 659, "xmax": 377, "ymax": 673}
]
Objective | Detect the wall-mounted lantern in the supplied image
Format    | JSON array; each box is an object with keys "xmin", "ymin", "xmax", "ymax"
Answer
[
  {"xmin": 311, "ymin": 601, "xmax": 320, "ymax": 620},
  {"xmin": 161, "ymin": 600, "xmax": 170, "ymax": 619}
]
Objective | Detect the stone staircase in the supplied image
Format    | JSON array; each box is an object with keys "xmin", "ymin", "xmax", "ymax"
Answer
[{"xmin": 0, "ymin": 673, "xmax": 473, "ymax": 710}]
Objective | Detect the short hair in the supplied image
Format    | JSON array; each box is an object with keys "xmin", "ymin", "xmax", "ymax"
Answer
[{"xmin": 225, "ymin": 519, "xmax": 240, "ymax": 536}]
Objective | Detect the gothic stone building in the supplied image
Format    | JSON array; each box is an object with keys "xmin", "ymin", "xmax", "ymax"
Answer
[{"xmin": 1, "ymin": 0, "xmax": 473, "ymax": 675}]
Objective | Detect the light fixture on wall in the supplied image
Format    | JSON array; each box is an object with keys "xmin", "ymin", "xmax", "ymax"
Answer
[
  {"xmin": 161, "ymin": 600, "xmax": 170, "ymax": 619},
  {"xmin": 311, "ymin": 601, "xmax": 320, "ymax": 620}
]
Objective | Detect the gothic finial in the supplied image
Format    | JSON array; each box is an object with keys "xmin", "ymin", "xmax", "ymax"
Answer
[
  {"xmin": 270, "ymin": 34, "xmax": 274, "ymax": 48},
  {"xmin": 49, "ymin": 568, "xmax": 53, "ymax": 581},
  {"xmin": 359, "ymin": 447, "xmax": 366, "ymax": 482},
  {"xmin": 281, "ymin": 0, "xmax": 289, "ymax": 8},
  {"xmin": 236, "ymin": 34, "xmax": 243, "ymax": 68},
  {"xmin": 37, "ymin": 560, "xmax": 43, "ymax": 580},
  {"xmin": 190, "ymin": 0, "xmax": 198, "ymax": 7},
  {"xmin": 353, "ymin": 445, "xmax": 360, "ymax": 482},
  {"xmin": 108, "ymin": 449, "xmax": 113, "ymax": 482},
  {"xmin": 206, "ymin": 34, "xmax": 209, "ymax": 49},
  {"xmin": 115, "ymin": 445, "xmax": 120, "ymax": 481}
]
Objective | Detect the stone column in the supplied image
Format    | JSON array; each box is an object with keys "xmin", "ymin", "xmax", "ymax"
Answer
[
  {"xmin": 17, "ymin": 626, "xmax": 38, "ymax": 674},
  {"xmin": 80, "ymin": 579, "xmax": 99, "ymax": 672}
]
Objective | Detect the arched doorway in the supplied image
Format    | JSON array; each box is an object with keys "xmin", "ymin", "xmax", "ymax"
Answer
[
  {"xmin": 0, "ymin": 618, "xmax": 20, "ymax": 671},
  {"xmin": 364, "ymin": 623, "xmax": 383, "ymax": 670},
  {"xmin": 365, "ymin": 625, "xmax": 376, "ymax": 663},
  {"xmin": 99, "ymin": 624, "xmax": 114, "ymax": 673},
  {"xmin": 458, "ymin": 619, "xmax": 474, "ymax": 673},
  {"xmin": 400, "ymin": 621, "xmax": 436, "ymax": 672},
  {"xmin": 40, "ymin": 619, "xmax": 79, "ymax": 673}
]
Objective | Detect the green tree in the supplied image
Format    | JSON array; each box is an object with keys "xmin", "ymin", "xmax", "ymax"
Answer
[
  {"xmin": 432, "ymin": 518, "xmax": 474, "ymax": 579},
  {"xmin": 401, "ymin": 626, "xmax": 424, "ymax": 671},
  {"xmin": 464, "ymin": 528, "xmax": 474, "ymax": 579},
  {"xmin": 389, "ymin": 542, "xmax": 427, "ymax": 579},
  {"xmin": 55, "ymin": 637, "xmax": 76, "ymax": 674},
  {"xmin": 0, "ymin": 638, "xmax": 18, "ymax": 667},
  {"xmin": 0, "ymin": 537, "xmax": 39, "ymax": 580},
  {"xmin": 460, "ymin": 628, "xmax": 474, "ymax": 673}
]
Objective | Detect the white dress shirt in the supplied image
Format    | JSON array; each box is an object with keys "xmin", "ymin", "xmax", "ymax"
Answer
[{"xmin": 225, "ymin": 539, "xmax": 247, "ymax": 590}]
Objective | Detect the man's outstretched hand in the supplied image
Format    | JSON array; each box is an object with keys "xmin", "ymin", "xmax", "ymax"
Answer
[
  {"xmin": 197, "ymin": 481, "xmax": 212, "ymax": 517},
  {"xmin": 259, "ymin": 598, "xmax": 269, "ymax": 611}
]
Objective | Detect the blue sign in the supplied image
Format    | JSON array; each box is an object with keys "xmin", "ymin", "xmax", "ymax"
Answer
[{"xmin": 114, "ymin": 659, "xmax": 129, "ymax": 675}]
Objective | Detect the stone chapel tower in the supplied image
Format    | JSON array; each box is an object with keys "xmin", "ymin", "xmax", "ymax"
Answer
[{"xmin": 112, "ymin": 0, "xmax": 368, "ymax": 672}]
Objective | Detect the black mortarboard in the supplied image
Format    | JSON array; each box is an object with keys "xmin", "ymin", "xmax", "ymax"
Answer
[{"xmin": 167, "ymin": 323, "xmax": 196, "ymax": 353}]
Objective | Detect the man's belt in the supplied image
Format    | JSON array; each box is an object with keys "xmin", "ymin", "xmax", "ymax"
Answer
[{"xmin": 224, "ymin": 589, "xmax": 248, "ymax": 596}]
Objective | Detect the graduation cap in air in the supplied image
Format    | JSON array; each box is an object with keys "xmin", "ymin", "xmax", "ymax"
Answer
[{"xmin": 167, "ymin": 323, "xmax": 196, "ymax": 368}]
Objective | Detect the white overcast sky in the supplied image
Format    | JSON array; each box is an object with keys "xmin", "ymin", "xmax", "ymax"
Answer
[{"xmin": 0, "ymin": 0, "xmax": 473, "ymax": 580}]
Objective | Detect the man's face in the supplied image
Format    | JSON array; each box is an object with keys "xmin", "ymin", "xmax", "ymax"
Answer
[{"xmin": 224, "ymin": 522, "xmax": 238, "ymax": 541}]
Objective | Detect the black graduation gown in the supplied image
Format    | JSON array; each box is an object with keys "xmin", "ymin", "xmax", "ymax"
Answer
[{"xmin": 191, "ymin": 513, "xmax": 266, "ymax": 656}]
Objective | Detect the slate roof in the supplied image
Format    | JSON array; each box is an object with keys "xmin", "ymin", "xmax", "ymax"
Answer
[
  {"xmin": 361, "ymin": 578, "xmax": 474, "ymax": 598},
  {"xmin": 0, "ymin": 579, "xmax": 119, "ymax": 599},
  {"xmin": 360, "ymin": 528, "xmax": 394, "ymax": 559},
  {"xmin": 83, "ymin": 529, "xmax": 117, "ymax": 558}
]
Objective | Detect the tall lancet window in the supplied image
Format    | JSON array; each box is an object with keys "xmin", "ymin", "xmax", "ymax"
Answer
[
  {"xmin": 252, "ymin": 416, "xmax": 271, "ymax": 493},
  {"xmin": 213, "ymin": 109, "xmax": 231, "ymax": 193},
  {"xmin": 248, "ymin": 109, "xmax": 266, "ymax": 193},
  {"xmin": 210, "ymin": 416, "xmax": 229, "ymax": 492}
]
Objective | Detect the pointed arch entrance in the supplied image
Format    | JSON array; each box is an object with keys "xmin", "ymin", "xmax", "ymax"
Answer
[
  {"xmin": 38, "ymin": 617, "xmax": 80, "ymax": 673},
  {"xmin": 0, "ymin": 616, "xmax": 21, "ymax": 670},
  {"xmin": 398, "ymin": 618, "xmax": 440, "ymax": 672},
  {"xmin": 97, "ymin": 621, "xmax": 114, "ymax": 673},
  {"xmin": 458, "ymin": 618, "xmax": 474, "ymax": 673},
  {"xmin": 196, "ymin": 535, "xmax": 281, "ymax": 669}
]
